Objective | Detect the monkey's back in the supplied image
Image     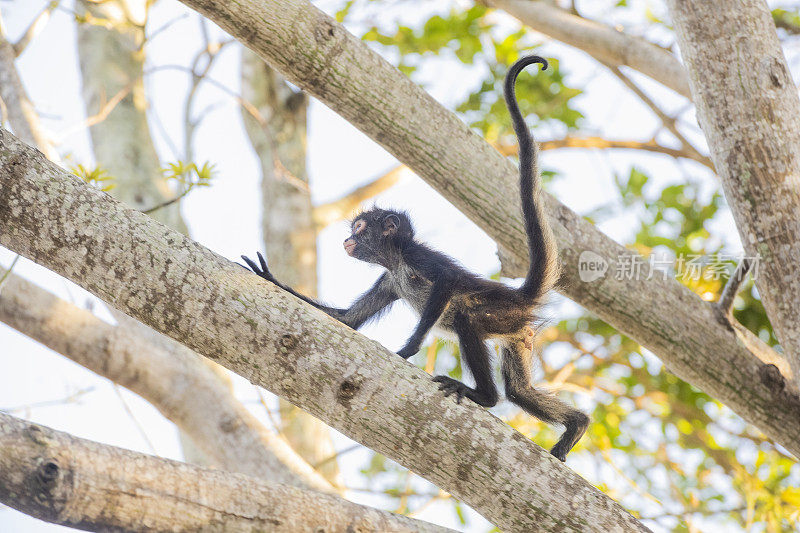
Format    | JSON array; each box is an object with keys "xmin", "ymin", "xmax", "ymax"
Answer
[{"xmin": 387, "ymin": 246, "xmax": 539, "ymax": 340}]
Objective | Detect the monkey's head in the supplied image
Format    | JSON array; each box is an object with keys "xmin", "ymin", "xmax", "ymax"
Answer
[{"xmin": 343, "ymin": 208, "xmax": 414, "ymax": 265}]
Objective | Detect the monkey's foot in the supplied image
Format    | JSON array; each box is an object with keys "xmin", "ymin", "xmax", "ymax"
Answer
[
  {"xmin": 432, "ymin": 375, "xmax": 471, "ymax": 404},
  {"xmin": 549, "ymin": 412, "xmax": 590, "ymax": 462}
]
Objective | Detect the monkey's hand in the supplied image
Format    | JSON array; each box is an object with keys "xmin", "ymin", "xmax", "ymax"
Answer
[
  {"xmin": 432, "ymin": 376, "xmax": 471, "ymax": 404},
  {"xmin": 241, "ymin": 252, "xmax": 277, "ymax": 283}
]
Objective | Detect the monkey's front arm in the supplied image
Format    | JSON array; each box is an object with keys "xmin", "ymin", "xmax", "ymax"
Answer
[{"xmin": 242, "ymin": 252, "xmax": 397, "ymax": 329}]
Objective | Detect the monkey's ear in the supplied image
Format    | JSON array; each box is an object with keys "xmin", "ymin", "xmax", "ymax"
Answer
[{"xmin": 382, "ymin": 214, "xmax": 401, "ymax": 236}]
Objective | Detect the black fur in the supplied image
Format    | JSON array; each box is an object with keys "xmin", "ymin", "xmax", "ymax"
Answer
[{"xmin": 243, "ymin": 56, "xmax": 588, "ymax": 461}]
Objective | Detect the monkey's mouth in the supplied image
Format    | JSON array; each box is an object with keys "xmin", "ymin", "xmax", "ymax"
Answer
[{"xmin": 343, "ymin": 239, "xmax": 357, "ymax": 256}]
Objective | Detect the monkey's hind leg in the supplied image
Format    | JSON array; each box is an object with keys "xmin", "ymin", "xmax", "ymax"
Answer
[
  {"xmin": 501, "ymin": 341, "xmax": 589, "ymax": 462},
  {"xmin": 433, "ymin": 313, "xmax": 499, "ymax": 408}
]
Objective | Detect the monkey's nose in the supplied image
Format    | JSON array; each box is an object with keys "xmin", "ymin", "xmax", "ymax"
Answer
[{"xmin": 343, "ymin": 238, "xmax": 357, "ymax": 256}]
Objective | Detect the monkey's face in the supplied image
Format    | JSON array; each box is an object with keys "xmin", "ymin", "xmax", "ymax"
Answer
[{"xmin": 343, "ymin": 208, "xmax": 413, "ymax": 265}]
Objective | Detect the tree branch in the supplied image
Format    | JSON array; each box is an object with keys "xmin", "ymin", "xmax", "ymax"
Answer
[
  {"xmin": 0, "ymin": 24, "xmax": 59, "ymax": 162},
  {"xmin": 482, "ymin": 0, "xmax": 692, "ymax": 98},
  {"xmin": 0, "ymin": 412, "xmax": 451, "ymax": 533},
  {"xmin": 715, "ymin": 259, "xmax": 753, "ymax": 320},
  {"xmin": 0, "ymin": 271, "xmax": 336, "ymax": 493},
  {"xmin": 173, "ymin": 0, "xmax": 799, "ymax": 458},
  {"xmin": 0, "ymin": 128, "xmax": 646, "ymax": 532},
  {"xmin": 312, "ymin": 165, "xmax": 405, "ymax": 228},
  {"xmin": 666, "ymin": 0, "xmax": 800, "ymax": 384},
  {"xmin": 499, "ymin": 135, "xmax": 713, "ymax": 169},
  {"xmin": 12, "ymin": 1, "xmax": 61, "ymax": 57}
]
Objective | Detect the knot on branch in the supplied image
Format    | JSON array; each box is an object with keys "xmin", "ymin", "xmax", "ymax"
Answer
[
  {"xmin": 314, "ymin": 18, "xmax": 338, "ymax": 43},
  {"xmin": 278, "ymin": 333, "xmax": 299, "ymax": 353},
  {"xmin": 337, "ymin": 375, "xmax": 363, "ymax": 408},
  {"xmin": 759, "ymin": 363, "xmax": 785, "ymax": 394},
  {"xmin": 32, "ymin": 456, "xmax": 67, "ymax": 509},
  {"xmin": 37, "ymin": 460, "xmax": 60, "ymax": 489}
]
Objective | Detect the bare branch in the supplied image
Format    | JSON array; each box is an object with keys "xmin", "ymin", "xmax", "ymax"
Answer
[
  {"xmin": 173, "ymin": 0, "xmax": 798, "ymax": 457},
  {"xmin": 0, "ymin": 18, "xmax": 59, "ymax": 161},
  {"xmin": 12, "ymin": 1, "xmax": 60, "ymax": 57},
  {"xmin": 603, "ymin": 63, "xmax": 706, "ymax": 164},
  {"xmin": 313, "ymin": 166, "xmax": 405, "ymax": 228},
  {"xmin": 0, "ymin": 128, "xmax": 647, "ymax": 532},
  {"xmin": 483, "ymin": 0, "xmax": 692, "ymax": 98},
  {"xmin": 715, "ymin": 258, "xmax": 753, "ymax": 319},
  {"xmin": 54, "ymin": 83, "xmax": 133, "ymax": 143},
  {"xmin": 499, "ymin": 135, "xmax": 713, "ymax": 168},
  {"xmin": 0, "ymin": 412, "xmax": 452, "ymax": 533}
]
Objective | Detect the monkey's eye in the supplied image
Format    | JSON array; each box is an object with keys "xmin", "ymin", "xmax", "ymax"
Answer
[{"xmin": 353, "ymin": 219, "xmax": 367, "ymax": 235}]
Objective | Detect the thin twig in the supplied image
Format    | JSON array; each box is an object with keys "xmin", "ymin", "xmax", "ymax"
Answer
[
  {"xmin": 311, "ymin": 443, "xmax": 362, "ymax": 470},
  {"xmin": 113, "ymin": 384, "xmax": 157, "ymax": 455},
  {"xmin": 1, "ymin": 386, "xmax": 95, "ymax": 413},
  {"xmin": 55, "ymin": 84, "xmax": 133, "ymax": 142},
  {"xmin": 140, "ymin": 184, "xmax": 193, "ymax": 215},
  {"xmin": 498, "ymin": 135, "xmax": 713, "ymax": 169},
  {"xmin": 0, "ymin": 254, "xmax": 20, "ymax": 294},
  {"xmin": 604, "ymin": 63, "xmax": 708, "ymax": 166},
  {"xmin": 312, "ymin": 166, "xmax": 405, "ymax": 228},
  {"xmin": 716, "ymin": 258, "xmax": 753, "ymax": 318}
]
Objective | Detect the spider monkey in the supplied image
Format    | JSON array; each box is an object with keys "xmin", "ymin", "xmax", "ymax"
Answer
[{"xmin": 243, "ymin": 56, "xmax": 589, "ymax": 461}]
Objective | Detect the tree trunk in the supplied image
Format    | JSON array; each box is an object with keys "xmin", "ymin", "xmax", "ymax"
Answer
[
  {"xmin": 0, "ymin": 128, "xmax": 648, "ymax": 532},
  {"xmin": 0, "ymin": 412, "xmax": 450, "ymax": 533},
  {"xmin": 665, "ymin": 0, "xmax": 800, "ymax": 384}
]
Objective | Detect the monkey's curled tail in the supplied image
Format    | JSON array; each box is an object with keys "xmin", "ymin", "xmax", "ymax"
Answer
[{"xmin": 504, "ymin": 56, "xmax": 560, "ymax": 302}]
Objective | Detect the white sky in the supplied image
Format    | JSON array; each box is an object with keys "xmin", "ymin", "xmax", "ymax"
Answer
[{"xmin": 3, "ymin": 0, "xmax": 789, "ymax": 531}]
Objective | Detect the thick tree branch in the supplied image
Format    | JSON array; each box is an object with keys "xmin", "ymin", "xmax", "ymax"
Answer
[
  {"xmin": 173, "ymin": 0, "xmax": 799, "ymax": 457},
  {"xmin": 483, "ymin": 0, "xmax": 692, "ymax": 98},
  {"xmin": 0, "ymin": 129, "xmax": 646, "ymax": 532},
  {"xmin": 0, "ymin": 412, "xmax": 451, "ymax": 533},
  {"xmin": 0, "ymin": 271, "xmax": 335, "ymax": 493},
  {"xmin": 666, "ymin": 0, "xmax": 800, "ymax": 383}
]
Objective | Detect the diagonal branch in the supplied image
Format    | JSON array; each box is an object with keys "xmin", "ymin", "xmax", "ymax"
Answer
[
  {"xmin": 482, "ymin": 0, "xmax": 691, "ymax": 98},
  {"xmin": 0, "ymin": 412, "xmax": 451, "ymax": 533},
  {"xmin": 0, "ymin": 271, "xmax": 336, "ymax": 493},
  {"xmin": 0, "ymin": 28, "xmax": 58, "ymax": 161},
  {"xmin": 173, "ymin": 0, "xmax": 799, "ymax": 458},
  {"xmin": 312, "ymin": 165, "xmax": 405, "ymax": 228},
  {"xmin": 0, "ymin": 128, "xmax": 647, "ymax": 533}
]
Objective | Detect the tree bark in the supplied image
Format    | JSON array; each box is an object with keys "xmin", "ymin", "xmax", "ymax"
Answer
[
  {"xmin": 483, "ymin": 0, "xmax": 691, "ymax": 98},
  {"xmin": 0, "ymin": 412, "xmax": 450, "ymax": 533},
  {"xmin": 173, "ymin": 0, "xmax": 800, "ymax": 458},
  {"xmin": 0, "ymin": 128, "xmax": 647, "ymax": 532},
  {"xmin": 0, "ymin": 272, "xmax": 335, "ymax": 493},
  {"xmin": 665, "ymin": 0, "xmax": 800, "ymax": 384},
  {"xmin": 241, "ymin": 48, "xmax": 341, "ymax": 485}
]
